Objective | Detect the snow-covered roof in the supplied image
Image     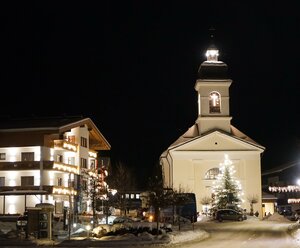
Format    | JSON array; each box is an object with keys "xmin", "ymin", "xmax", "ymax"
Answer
[
  {"xmin": 262, "ymin": 191, "xmax": 277, "ymax": 200},
  {"xmin": 0, "ymin": 115, "xmax": 111, "ymax": 150},
  {"xmin": 160, "ymin": 123, "xmax": 265, "ymax": 157},
  {"xmin": 261, "ymin": 160, "xmax": 300, "ymax": 176}
]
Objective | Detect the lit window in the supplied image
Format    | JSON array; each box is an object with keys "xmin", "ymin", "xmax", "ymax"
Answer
[
  {"xmin": 206, "ymin": 47, "xmax": 219, "ymax": 62},
  {"xmin": 125, "ymin": 194, "xmax": 130, "ymax": 199},
  {"xmin": 21, "ymin": 176, "xmax": 34, "ymax": 186},
  {"xmin": 57, "ymin": 154, "xmax": 63, "ymax": 163},
  {"xmin": 0, "ymin": 177, "xmax": 4, "ymax": 186},
  {"xmin": 0, "ymin": 153, "xmax": 6, "ymax": 160},
  {"xmin": 90, "ymin": 160, "xmax": 95, "ymax": 170},
  {"xmin": 67, "ymin": 135, "xmax": 75, "ymax": 143},
  {"xmin": 81, "ymin": 158, "xmax": 87, "ymax": 169},
  {"xmin": 21, "ymin": 152, "xmax": 34, "ymax": 161},
  {"xmin": 58, "ymin": 177, "xmax": 62, "ymax": 186},
  {"xmin": 209, "ymin": 91, "xmax": 221, "ymax": 113},
  {"xmin": 205, "ymin": 168, "xmax": 220, "ymax": 180},
  {"xmin": 131, "ymin": 194, "xmax": 135, "ymax": 199},
  {"xmin": 81, "ymin": 137, "xmax": 87, "ymax": 148}
]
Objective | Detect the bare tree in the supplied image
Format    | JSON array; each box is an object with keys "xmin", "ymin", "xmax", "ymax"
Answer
[
  {"xmin": 147, "ymin": 164, "xmax": 195, "ymax": 232},
  {"xmin": 147, "ymin": 174, "xmax": 173, "ymax": 234},
  {"xmin": 105, "ymin": 161, "xmax": 136, "ymax": 215}
]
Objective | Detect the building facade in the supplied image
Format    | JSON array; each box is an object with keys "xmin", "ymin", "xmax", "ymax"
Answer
[
  {"xmin": 263, "ymin": 161, "xmax": 300, "ymax": 214},
  {"xmin": 0, "ymin": 116, "xmax": 110, "ymax": 217},
  {"xmin": 160, "ymin": 45, "xmax": 265, "ymax": 217}
]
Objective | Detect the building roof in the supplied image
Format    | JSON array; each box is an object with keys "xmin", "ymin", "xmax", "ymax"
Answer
[
  {"xmin": 198, "ymin": 61, "xmax": 229, "ymax": 79},
  {"xmin": 0, "ymin": 115, "xmax": 111, "ymax": 150},
  {"xmin": 262, "ymin": 191, "xmax": 277, "ymax": 200},
  {"xmin": 0, "ymin": 115, "xmax": 85, "ymax": 129},
  {"xmin": 261, "ymin": 160, "xmax": 300, "ymax": 176}
]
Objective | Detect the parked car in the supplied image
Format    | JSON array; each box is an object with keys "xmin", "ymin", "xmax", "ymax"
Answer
[
  {"xmin": 286, "ymin": 209, "xmax": 300, "ymax": 221},
  {"xmin": 215, "ymin": 209, "xmax": 246, "ymax": 222}
]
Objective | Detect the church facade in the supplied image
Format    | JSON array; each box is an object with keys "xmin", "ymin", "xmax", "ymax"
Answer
[{"xmin": 160, "ymin": 45, "xmax": 265, "ymax": 216}]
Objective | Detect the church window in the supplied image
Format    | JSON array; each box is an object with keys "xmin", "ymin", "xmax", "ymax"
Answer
[
  {"xmin": 209, "ymin": 91, "xmax": 221, "ymax": 113},
  {"xmin": 205, "ymin": 168, "xmax": 220, "ymax": 180}
]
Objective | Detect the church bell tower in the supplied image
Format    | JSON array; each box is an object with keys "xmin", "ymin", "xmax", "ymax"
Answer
[{"xmin": 194, "ymin": 44, "xmax": 233, "ymax": 135}]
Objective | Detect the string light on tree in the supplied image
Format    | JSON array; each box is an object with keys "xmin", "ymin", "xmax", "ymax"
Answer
[{"xmin": 211, "ymin": 154, "xmax": 244, "ymax": 210}]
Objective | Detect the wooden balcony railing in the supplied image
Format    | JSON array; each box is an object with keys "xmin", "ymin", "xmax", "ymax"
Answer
[
  {"xmin": 0, "ymin": 161, "xmax": 53, "ymax": 170},
  {"xmin": 54, "ymin": 139, "xmax": 78, "ymax": 152},
  {"xmin": 0, "ymin": 185, "xmax": 77, "ymax": 196},
  {"xmin": 0, "ymin": 185, "xmax": 53, "ymax": 195},
  {"xmin": 0, "ymin": 161, "xmax": 79, "ymax": 174}
]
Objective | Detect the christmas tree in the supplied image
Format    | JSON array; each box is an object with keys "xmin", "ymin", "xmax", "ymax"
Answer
[{"xmin": 211, "ymin": 154, "xmax": 243, "ymax": 210}]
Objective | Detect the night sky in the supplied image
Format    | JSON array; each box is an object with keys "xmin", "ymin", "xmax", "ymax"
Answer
[{"xmin": 2, "ymin": 2, "xmax": 300, "ymax": 187}]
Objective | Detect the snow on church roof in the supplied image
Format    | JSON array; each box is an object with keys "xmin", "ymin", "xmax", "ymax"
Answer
[{"xmin": 160, "ymin": 124, "xmax": 264, "ymax": 157}]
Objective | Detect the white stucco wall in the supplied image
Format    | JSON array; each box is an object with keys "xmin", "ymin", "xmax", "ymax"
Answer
[
  {"xmin": 170, "ymin": 152, "xmax": 262, "ymax": 216},
  {"xmin": 162, "ymin": 132, "xmax": 264, "ymax": 218}
]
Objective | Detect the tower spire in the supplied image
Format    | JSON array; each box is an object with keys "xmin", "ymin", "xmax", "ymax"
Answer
[
  {"xmin": 209, "ymin": 26, "xmax": 215, "ymax": 42},
  {"xmin": 206, "ymin": 27, "xmax": 219, "ymax": 62}
]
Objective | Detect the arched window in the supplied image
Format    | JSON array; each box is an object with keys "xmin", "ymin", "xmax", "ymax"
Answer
[
  {"xmin": 209, "ymin": 91, "xmax": 221, "ymax": 113},
  {"xmin": 205, "ymin": 168, "xmax": 220, "ymax": 180}
]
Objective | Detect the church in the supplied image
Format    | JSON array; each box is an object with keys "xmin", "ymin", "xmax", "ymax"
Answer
[{"xmin": 160, "ymin": 44, "xmax": 265, "ymax": 217}]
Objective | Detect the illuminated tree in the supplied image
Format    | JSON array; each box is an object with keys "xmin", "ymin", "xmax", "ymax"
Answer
[{"xmin": 211, "ymin": 155, "xmax": 243, "ymax": 211}]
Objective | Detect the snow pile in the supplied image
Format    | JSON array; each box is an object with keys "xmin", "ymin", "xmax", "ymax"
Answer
[
  {"xmin": 0, "ymin": 221, "xmax": 15, "ymax": 234},
  {"xmin": 168, "ymin": 229, "xmax": 209, "ymax": 244},
  {"xmin": 263, "ymin": 212, "xmax": 291, "ymax": 222}
]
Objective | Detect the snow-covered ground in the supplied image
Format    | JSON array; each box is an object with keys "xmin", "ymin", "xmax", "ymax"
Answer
[{"xmin": 0, "ymin": 213, "xmax": 299, "ymax": 247}]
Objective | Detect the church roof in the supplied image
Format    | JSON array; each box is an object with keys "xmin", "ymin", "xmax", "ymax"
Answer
[
  {"xmin": 160, "ymin": 124, "xmax": 264, "ymax": 157},
  {"xmin": 198, "ymin": 61, "xmax": 229, "ymax": 80}
]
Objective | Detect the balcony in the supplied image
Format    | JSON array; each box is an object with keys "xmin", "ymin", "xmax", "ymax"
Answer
[
  {"xmin": 0, "ymin": 185, "xmax": 53, "ymax": 195},
  {"xmin": 80, "ymin": 168, "xmax": 98, "ymax": 178},
  {"xmin": 0, "ymin": 161, "xmax": 53, "ymax": 170},
  {"xmin": 53, "ymin": 186, "xmax": 77, "ymax": 196},
  {"xmin": 54, "ymin": 140, "xmax": 78, "ymax": 152},
  {"xmin": 0, "ymin": 161, "xmax": 79, "ymax": 174},
  {"xmin": 88, "ymin": 150, "xmax": 97, "ymax": 158},
  {"xmin": 53, "ymin": 162, "xmax": 79, "ymax": 174},
  {"xmin": 0, "ymin": 185, "xmax": 77, "ymax": 196}
]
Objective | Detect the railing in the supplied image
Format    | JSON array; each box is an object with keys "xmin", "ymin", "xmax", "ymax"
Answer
[
  {"xmin": 88, "ymin": 150, "xmax": 97, "ymax": 158},
  {"xmin": 53, "ymin": 162, "xmax": 79, "ymax": 174},
  {"xmin": 0, "ymin": 185, "xmax": 77, "ymax": 196},
  {"xmin": 54, "ymin": 139, "xmax": 78, "ymax": 152},
  {"xmin": 0, "ymin": 161, "xmax": 79, "ymax": 174},
  {"xmin": 0, "ymin": 185, "xmax": 53, "ymax": 194},
  {"xmin": 0, "ymin": 161, "xmax": 53, "ymax": 170},
  {"xmin": 53, "ymin": 186, "xmax": 77, "ymax": 196}
]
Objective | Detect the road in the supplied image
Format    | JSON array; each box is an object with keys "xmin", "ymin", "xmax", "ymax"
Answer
[
  {"xmin": 171, "ymin": 219, "xmax": 300, "ymax": 248},
  {"xmin": 2, "ymin": 217, "xmax": 300, "ymax": 248}
]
